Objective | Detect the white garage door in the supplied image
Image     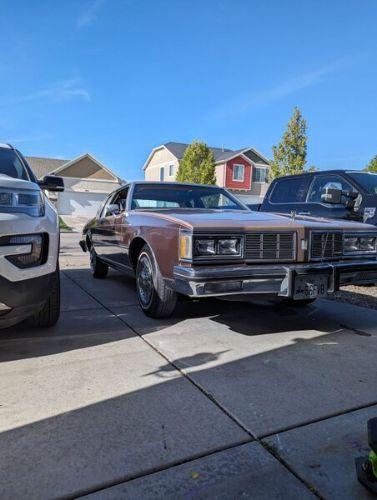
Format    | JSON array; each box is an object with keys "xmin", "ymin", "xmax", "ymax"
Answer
[{"xmin": 57, "ymin": 191, "xmax": 107, "ymax": 217}]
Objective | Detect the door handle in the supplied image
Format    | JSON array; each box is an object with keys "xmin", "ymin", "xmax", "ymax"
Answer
[{"xmin": 298, "ymin": 211, "xmax": 311, "ymax": 215}]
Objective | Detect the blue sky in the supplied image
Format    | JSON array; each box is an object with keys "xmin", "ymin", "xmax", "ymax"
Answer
[{"xmin": 0, "ymin": 0, "xmax": 376, "ymax": 180}]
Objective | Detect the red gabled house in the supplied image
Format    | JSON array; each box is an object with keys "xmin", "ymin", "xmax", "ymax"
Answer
[{"xmin": 143, "ymin": 142, "xmax": 270, "ymax": 203}]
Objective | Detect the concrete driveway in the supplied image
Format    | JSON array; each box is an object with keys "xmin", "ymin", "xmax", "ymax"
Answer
[{"xmin": 1, "ymin": 233, "xmax": 376, "ymax": 499}]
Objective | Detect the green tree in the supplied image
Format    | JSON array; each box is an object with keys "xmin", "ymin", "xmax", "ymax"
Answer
[
  {"xmin": 364, "ymin": 155, "xmax": 377, "ymax": 173},
  {"xmin": 176, "ymin": 141, "xmax": 216, "ymax": 185},
  {"xmin": 270, "ymin": 107, "xmax": 308, "ymax": 180}
]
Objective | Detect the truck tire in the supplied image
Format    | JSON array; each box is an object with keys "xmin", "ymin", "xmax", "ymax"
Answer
[
  {"xmin": 136, "ymin": 244, "xmax": 177, "ymax": 318},
  {"xmin": 90, "ymin": 249, "xmax": 108, "ymax": 279},
  {"xmin": 27, "ymin": 266, "xmax": 61, "ymax": 328}
]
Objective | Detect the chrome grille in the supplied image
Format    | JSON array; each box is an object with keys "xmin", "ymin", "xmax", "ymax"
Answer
[
  {"xmin": 311, "ymin": 232, "xmax": 343, "ymax": 259},
  {"xmin": 245, "ymin": 233, "xmax": 295, "ymax": 261}
]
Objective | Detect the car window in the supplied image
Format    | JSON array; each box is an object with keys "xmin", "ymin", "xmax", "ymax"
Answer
[
  {"xmin": 347, "ymin": 172, "xmax": 377, "ymax": 195},
  {"xmin": 99, "ymin": 194, "xmax": 115, "ymax": 218},
  {"xmin": 133, "ymin": 199, "xmax": 180, "ymax": 208},
  {"xmin": 131, "ymin": 184, "xmax": 245, "ymax": 210},
  {"xmin": 113, "ymin": 187, "xmax": 129, "ymax": 211},
  {"xmin": 0, "ymin": 148, "xmax": 30, "ymax": 180},
  {"xmin": 270, "ymin": 177, "xmax": 311, "ymax": 203},
  {"xmin": 307, "ymin": 175, "xmax": 355, "ymax": 203},
  {"xmin": 200, "ymin": 193, "xmax": 238, "ymax": 209}
]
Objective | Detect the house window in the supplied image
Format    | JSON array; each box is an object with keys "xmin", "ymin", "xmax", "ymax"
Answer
[
  {"xmin": 160, "ymin": 167, "xmax": 165, "ymax": 181},
  {"xmin": 169, "ymin": 164, "xmax": 174, "ymax": 177},
  {"xmin": 233, "ymin": 164, "xmax": 244, "ymax": 182},
  {"xmin": 253, "ymin": 167, "xmax": 268, "ymax": 183}
]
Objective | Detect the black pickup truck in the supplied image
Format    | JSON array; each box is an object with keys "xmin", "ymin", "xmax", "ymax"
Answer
[{"xmin": 248, "ymin": 170, "xmax": 377, "ymax": 226}]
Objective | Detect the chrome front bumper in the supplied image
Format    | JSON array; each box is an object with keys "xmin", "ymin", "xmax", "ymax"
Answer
[{"xmin": 173, "ymin": 260, "xmax": 377, "ymax": 298}]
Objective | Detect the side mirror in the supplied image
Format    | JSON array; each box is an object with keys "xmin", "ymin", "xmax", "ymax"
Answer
[
  {"xmin": 321, "ymin": 187, "xmax": 342, "ymax": 204},
  {"xmin": 105, "ymin": 203, "xmax": 120, "ymax": 216},
  {"xmin": 38, "ymin": 175, "xmax": 64, "ymax": 192}
]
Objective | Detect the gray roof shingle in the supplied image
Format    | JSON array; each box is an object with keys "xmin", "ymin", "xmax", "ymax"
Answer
[
  {"xmin": 164, "ymin": 142, "xmax": 232, "ymax": 162},
  {"xmin": 25, "ymin": 156, "xmax": 69, "ymax": 179},
  {"xmin": 163, "ymin": 142, "xmax": 269, "ymax": 164}
]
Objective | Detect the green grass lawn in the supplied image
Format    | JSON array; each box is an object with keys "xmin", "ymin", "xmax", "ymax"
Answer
[{"xmin": 59, "ymin": 217, "xmax": 72, "ymax": 231}]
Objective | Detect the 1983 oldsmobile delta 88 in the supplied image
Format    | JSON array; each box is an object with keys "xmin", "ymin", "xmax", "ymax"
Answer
[{"xmin": 80, "ymin": 182, "xmax": 377, "ymax": 318}]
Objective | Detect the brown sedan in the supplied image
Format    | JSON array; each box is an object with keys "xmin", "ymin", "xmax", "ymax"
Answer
[{"xmin": 81, "ymin": 182, "xmax": 377, "ymax": 317}]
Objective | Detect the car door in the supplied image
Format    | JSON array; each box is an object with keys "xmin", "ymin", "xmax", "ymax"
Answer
[
  {"xmin": 92, "ymin": 193, "xmax": 119, "ymax": 261},
  {"xmin": 111, "ymin": 186, "xmax": 131, "ymax": 268},
  {"xmin": 305, "ymin": 174, "xmax": 361, "ymax": 221},
  {"xmin": 266, "ymin": 175, "xmax": 312, "ymax": 215}
]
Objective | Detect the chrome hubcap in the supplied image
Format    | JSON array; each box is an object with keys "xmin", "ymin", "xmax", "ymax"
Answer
[{"xmin": 137, "ymin": 254, "xmax": 153, "ymax": 306}]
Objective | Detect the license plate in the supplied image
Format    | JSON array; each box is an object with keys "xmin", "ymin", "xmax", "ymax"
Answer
[{"xmin": 293, "ymin": 274, "xmax": 328, "ymax": 300}]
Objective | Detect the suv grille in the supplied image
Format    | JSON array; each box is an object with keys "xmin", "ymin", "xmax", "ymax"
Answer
[
  {"xmin": 245, "ymin": 233, "xmax": 295, "ymax": 261},
  {"xmin": 311, "ymin": 232, "xmax": 343, "ymax": 259}
]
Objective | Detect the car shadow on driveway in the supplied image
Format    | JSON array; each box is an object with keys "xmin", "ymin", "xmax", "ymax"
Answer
[{"xmin": 1, "ymin": 326, "xmax": 376, "ymax": 499}]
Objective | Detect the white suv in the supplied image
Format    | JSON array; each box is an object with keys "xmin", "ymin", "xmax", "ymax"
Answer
[{"xmin": 0, "ymin": 143, "xmax": 64, "ymax": 329}]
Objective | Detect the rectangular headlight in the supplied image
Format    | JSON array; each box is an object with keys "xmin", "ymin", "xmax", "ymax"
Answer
[
  {"xmin": 218, "ymin": 239, "xmax": 240, "ymax": 255},
  {"xmin": 0, "ymin": 188, "xmax": 45, "ymax": 217},
  {"xmin": 179, "ymin": 233, "xmax": 244, "ymax": 261},
  {"xmin": 344, "ymin": 234, "xmax": 377, "ymax": 254},
  {"xmin": 193, "ymin": 235, "xmax": 243, "ymax": 259},
  {"xmin": 359, "ymin": 237, "xmax": 376, "ymax": 252},
  {"xmin": 194, "ymin": 239, "xmax": 216, "ymax": 256}
]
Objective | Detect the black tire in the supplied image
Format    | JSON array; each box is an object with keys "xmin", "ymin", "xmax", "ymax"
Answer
[
  {"xmin": 90, "ymin": 249, "xmax": 108, "ymax": 279},
  {"xmin": 282, "ymin": 297, "xmax": 317, "ymax": 306},
  {"xmin": 27, "ymin": 266, "xmax": 61, "ymax": 328},
  {"xmin": 136, "ymin": 245, "xmax": 177, "ymax": 318}
]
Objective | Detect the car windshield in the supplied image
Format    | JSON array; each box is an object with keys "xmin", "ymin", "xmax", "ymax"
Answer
[
  {"xmin": 347, "ymin": 172, "xmax": 377, "ymax": 195},
  {"xmin": 131, "ymin": 184, "xmax": 246, "ymax": 210},
  {"xmin": 0, "ymin": 148, "xmax": 29, "ymax": 180}
]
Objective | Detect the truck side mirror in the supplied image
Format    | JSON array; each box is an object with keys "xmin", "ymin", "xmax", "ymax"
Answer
[{"xmin": 321, "ymin": 187, "xmax": 342, "ymax": 204}]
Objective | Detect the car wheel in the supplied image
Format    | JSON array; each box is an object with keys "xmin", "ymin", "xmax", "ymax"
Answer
[
  {"xmin": 90, "ymin": 249, "xmax": 108, "ymax": 279},
  {"xmin": 282, "ymin": 298, "xmax": 317, "ymax": 306},
  {"xmin": 27, "ymin": 265, "xmax": 61, "ymax": 328},
  {"xmin": 136, "ymin": 245, "xmax": 177, "ymax": 318}
]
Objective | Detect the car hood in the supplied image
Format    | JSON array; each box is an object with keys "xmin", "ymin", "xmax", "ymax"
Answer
[
  {"xmin": 140, "ymin": 209, "xmax": 376, "ymax": 232},
  {"xmin": 0, "ymin": 174, "xmax": 40, "ymax": 191}
]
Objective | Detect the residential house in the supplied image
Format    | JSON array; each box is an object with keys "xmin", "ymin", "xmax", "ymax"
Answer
[
  {"xmin": 143, "ymin": 142, "xmax": 270, "ymax": 203},
  {"xmin": 26, "ymin": 153, "xmax": 124, "ymax": 217}
]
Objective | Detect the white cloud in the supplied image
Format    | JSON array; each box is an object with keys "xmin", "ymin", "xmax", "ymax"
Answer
[
  {"xmin": 215, "ymin": 58, "xmax": 350, "ymax": 119},
  {"xmin": 76, "ymin": 0, "xmax": 106, "ymax": 29},
  {"xmin": 0, "ymin": 79, "xmax": 91, "ymax": 107}
]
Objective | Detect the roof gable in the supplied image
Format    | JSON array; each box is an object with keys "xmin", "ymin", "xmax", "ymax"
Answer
[
  {"xmin": 54, "ymin": 153, "xmax": 120, "ymax": 181},
  {"xmin": 26, "ymin": 156, "xmax": 69, "ymax": 179},
  {"xmin": 25, "ymin": 153, "xmax": 122, "ymax": 182}
]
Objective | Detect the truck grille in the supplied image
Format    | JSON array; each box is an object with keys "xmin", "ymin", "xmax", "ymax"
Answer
[
  {"xmin": 311, "ymin": 232, "xmax": 343, "ymax": 259},
  {"xmin": 245, "ymin": 233, "xmax": 295, "ymax": 261}
]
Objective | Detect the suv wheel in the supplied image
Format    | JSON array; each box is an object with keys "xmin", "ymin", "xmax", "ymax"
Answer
[
  {"xmin": 90, "ymin": 249, "xmax": 108, "ymax": 279},
  {"xmin": 136, "ymin": 245, "xmax": 177, "ymax": 318},
  {"xmin": 27, "ymin": 266, "xmax": 61, "ymax": 328}
]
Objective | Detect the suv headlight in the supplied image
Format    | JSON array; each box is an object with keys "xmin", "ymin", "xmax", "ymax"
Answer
[
  {"xmin": 0, "ymin": 188, "xmax": 45, "ymax": 217},
  {"xmin": 344, "ymin": 234, "xmax": 377, "ymax": 254},
  {"xmin": 179, "ymin": 232, "xmax": 244, "ymax": 260}
]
